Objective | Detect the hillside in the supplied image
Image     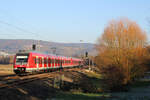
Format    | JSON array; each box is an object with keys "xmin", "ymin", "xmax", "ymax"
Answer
[{"xmin": 0, "ymin": 39, "xmax": 97, "ymax": 57}]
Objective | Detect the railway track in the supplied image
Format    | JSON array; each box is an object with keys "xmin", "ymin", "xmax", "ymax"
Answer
[
  {"xmin": 0, "ymin": 73, "xmax": 53, "ymax": 89},
  {"xmin": 0, "ymin": 66, "xmax": 87, "ymax": 89}
]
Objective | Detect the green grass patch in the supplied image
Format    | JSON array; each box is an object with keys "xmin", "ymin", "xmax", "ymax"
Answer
[
  {"xmin": 131, "ymin": 80, "xmax": 150, "ymax": 88},
  {"xmin": 84, "ymin": 71, "xmax": 103, "ymax": 91},
  {"xmin": 84, "ymin": 71, "xmax": 101, "ymax": 79}
]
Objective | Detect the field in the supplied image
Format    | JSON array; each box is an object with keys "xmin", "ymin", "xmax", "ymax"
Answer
[{"xmin": 0, "ymin": 64, "xmax": 14, "ymax": 76}]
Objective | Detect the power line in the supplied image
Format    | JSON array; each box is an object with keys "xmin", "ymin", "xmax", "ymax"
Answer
[
  {"xmin": 0, "ymin": 19, "xmax": 41, "ymax": 49},
  {"xmin": 0, "ymin": 20, "xmax": 39, "ymax": 36}
]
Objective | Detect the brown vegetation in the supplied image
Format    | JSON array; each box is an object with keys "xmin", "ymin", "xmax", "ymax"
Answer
[
  {"xmin": 0, "ymin": 64, "xmax": 13, "ymax": 75},
  {"xmin": 95, "ymin": 18, "xmax": 149, "ymax": 91},
  {"xmin": 0, "ymin": 55, "xmax": 14, "ymax": 64}
]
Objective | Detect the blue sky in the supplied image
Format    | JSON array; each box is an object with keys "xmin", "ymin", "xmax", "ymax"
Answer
[{"xmin": 0, "ymin": 0, "xmax": 149, "ymax": 43}]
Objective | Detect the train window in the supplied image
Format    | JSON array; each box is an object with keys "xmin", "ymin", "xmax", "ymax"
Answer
[
  {"xmin": 36, "ymin": 58, "xmax": 39, "ymax": 64},
  {"xmin": 52, "ymin": 59, "xmax": 53, "ymax": 64},
  {"xmin": 55, "ymin": 59, "xmax": 56, "ymax": 64},
  {"xmin": 51, "ymin": 59, "xmax": 53, "ymax": 64},
  {"xmin": 38, "ymin": 58, "xmax": 40, "ymax": 64},
  {"xmin": 34, "ymin": 57, "xmax": 36, "ymax": 64},
  {"xmin": 56, "ymin": 59, "xmax": 57, "ymax": 64},
  {"xmin": 41, "ymin": 58, "xmax": 42, "ymax": 64},
  {"xmin": 50, "ymin": 59, "xmax": 52, "ymax": 64},
  {"xmin": 46, "ymin": 58, "xmax": 48, "ymax": 64},
  {"xmin": 59, "ymin": 60, "xmax": 62, "ymax": 64},
  {"xmin": 48, "ymin": 58, "xmax": 49, "ymax": 64},
  {"xmin": 48, "ymin": 58, "xmax": 51, "ymax": 64},
  {"xmin": 57, "ymin": 59, "xmax": 58, "ymax": 64},
  {"xmin": 16, "ymin": 55, "xmax": 28, "ymax": 65},
  {"xmin": 58, "ymin": 60, "xmax": 60, "ymax": 64},
  {"xmin": 44, "ymin": 58, "xmax": 47, "ymax": 64},
  {"xmin": 42, "ymin": 58, "xmax": 44, "ymax": 64},
  {"xmin": 44, "ymin": 58, "xmax": 45, "ymax": 64}
]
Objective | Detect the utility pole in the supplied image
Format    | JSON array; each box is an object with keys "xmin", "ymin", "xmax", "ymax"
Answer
[
  {"xmin": 38, "ymin": 40, "xmax": 42, "ymax": 51},
  {"xmin": 80, "ymin": 40, "xmax": 83, "ymax": 58},
  {"xmin": 89, "ymin": 58, "xmax": 91, "ymax": 70},
  {"xmin": 51, "ymin": 47, "xmax": 56, "ymax": 54}
]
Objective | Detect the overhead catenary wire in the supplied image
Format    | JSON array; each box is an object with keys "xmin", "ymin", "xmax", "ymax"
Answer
[
  {"xmin": 0, "ymin": 20, "xmax": 38, "ymax": 36},
  {"xmin": 0, "ymin": 19, "xmax": 40, "ymax": 50}
]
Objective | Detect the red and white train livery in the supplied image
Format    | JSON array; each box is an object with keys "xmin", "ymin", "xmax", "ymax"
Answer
[{"xmin": 13, "ymin": 51, "xmax": 83, "ymax": 74}]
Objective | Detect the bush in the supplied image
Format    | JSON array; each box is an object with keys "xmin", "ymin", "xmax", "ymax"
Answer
[{"xmin": 100, "ymin": 65, "xmax": 128, "ymax": 92}]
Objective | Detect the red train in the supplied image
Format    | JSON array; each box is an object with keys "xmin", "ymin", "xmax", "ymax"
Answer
[{"xmin": 13, "ymin": 50, "xmax": 83, "ymax": 74}]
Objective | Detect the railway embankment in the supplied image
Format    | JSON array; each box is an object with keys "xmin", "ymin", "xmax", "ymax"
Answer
[{"xmin": 1, "ymin": 65, "xmax": 150, "ymax": 100}]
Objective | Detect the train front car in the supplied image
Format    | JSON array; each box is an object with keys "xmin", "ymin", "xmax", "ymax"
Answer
[{"xmin": 13, "ymin": 52, "xmax": 29, "ymax": 74}]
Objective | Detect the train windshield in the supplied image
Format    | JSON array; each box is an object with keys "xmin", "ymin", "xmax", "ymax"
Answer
[{"xmin": 15, "ymin": 53, "xmax": 29, "ymax": 65}]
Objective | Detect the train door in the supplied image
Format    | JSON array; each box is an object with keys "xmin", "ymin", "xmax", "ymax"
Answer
[
  {"xmin": 52, "ymin": 58, "xmax": 54, "ymax": 67},
  {"xmin": 48, "ymin": 57, "xmax": 50, "ymax": 68},
  {"xmin": 62, "ymin": 58, "xmax": 64, "ymax": 67},
  {"xmin": 32, "ymin": 57, "xmax": 36, "ymax": 68},
  {"xmin": 60, "ymin": 58, "xmax": 63, "ymax": 69},
  {"xmin": 41, "ymin": 57, "xmax": 44, "ymax": 70},
  {"xmin": 57, "ymin": 58, "xmax": 59, "ymax": 67},
  {"xmin": 55, "ymin": 58, "xmax": 57, "ymax": 68},
  {"xmin": 69, "ymin": 59, "xmax": 70, "ymax": 66},
  {"xmin": 54, "ymin": 57, "xmax": 56, "ymax": 68},
  {"xmin": 44, "ymin": 57, "xmax": 47, "ymax": 68},
  {"xmin": 71, "ymin": 58, "xmax": 72, "ymax": 66},
  {"xmin": 36, "ymin": 56, "xmax": 39, "ymax": 70},
  {"xmin": 64, "ymin": 58, "xmax": 66, "ymax": 66},
  {"xmin": 47, "ymin": 57, "xmax": 48, "ymax": 70},
  {"xmin": 39, "ymin": 57, "xmax": 42, "ymax": 69},
  {"xmin": 50, "ymin": 57, "xmax": 52, "ymax": 68},
  {"xmin": 59, "ymin": 58, "xmax": 60, "ymax": 67},
  {"xmin": 56, "ymin": 58, "xmax": 58, "ymax": 67}
]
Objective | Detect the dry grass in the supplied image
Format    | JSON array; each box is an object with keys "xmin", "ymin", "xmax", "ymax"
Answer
[{"xmin": 0, "ymin": 64, "xmax": 14, "ymax": 75}]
